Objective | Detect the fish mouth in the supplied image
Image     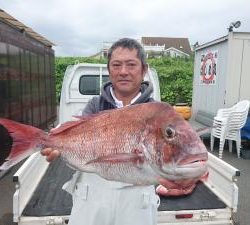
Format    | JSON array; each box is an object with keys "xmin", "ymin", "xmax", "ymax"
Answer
[
  {"xmin": 177, "ymin": 153, "xmax": 208, "ymax": 165},
  {"xmin": 160, "ymin": 153, "xmax": 208, "ymax": 180}
]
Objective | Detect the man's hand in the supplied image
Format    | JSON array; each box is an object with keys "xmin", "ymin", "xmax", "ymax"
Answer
[{"xmin": 41, "ymin": 148, "xmax": 61, "ymax": 162}]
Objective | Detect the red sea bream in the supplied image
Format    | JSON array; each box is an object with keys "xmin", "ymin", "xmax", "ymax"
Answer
[{"xmin": 0, "ymin": 102, "xmax": 208, "ymax": 193}]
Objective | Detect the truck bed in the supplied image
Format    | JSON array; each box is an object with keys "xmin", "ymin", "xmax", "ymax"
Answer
[{"xmin": 21, "ymin": 158, "xmax": 226, "ymax": 217}]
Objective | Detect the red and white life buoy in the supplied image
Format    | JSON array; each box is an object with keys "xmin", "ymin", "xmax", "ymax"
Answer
[{"xmin": 200, "ymin": 52, "xmax": 216, "ymax": 82}]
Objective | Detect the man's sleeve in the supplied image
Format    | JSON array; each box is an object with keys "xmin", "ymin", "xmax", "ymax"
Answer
[{"xmin": 82, "ymin": 96, "xmax": 100, "ymax": 116}]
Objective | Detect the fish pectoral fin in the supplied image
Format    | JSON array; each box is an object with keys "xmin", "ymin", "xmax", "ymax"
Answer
[{"xmin": 86, "ymin": 152, "xmax": 145, "ymax": 165}]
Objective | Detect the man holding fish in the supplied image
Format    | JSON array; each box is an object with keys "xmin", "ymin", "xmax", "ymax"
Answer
[{"xmin": 42, "ymin": 38, "xmax": 162, "ymax": 225}]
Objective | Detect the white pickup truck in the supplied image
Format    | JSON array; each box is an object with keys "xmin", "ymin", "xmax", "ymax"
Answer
[{"xmin": 12, "ymin": 63, "xmax": 240, "ymax": 225}]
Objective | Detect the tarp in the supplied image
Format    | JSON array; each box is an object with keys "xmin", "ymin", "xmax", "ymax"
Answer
[{"xmin": 242, "ymin": 117, "xmax": 250, "ymax": 140}]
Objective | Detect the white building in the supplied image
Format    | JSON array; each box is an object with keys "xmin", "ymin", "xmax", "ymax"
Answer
[
  {"xmin": 192, "ymin": 32, "xmax": 250, "ymax": 116},
  {"xmin": 93, "ymin": 37, "xmax": 192, "ymax": 58},
  {"xmin": 141, "ymin": 36, "xmax": 192, "ymax": 58}
]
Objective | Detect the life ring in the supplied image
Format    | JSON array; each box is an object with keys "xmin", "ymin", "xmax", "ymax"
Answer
[{"xmin": 201, "ymin": 52, "xmax": 216, "ymax": 81}]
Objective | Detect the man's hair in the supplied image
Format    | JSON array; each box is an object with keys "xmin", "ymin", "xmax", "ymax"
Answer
[{"xmin": 107, "ymin": 38, "xmax": 147, "ymax": 69}]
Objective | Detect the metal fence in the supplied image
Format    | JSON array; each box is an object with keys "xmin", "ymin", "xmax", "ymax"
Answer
[{"xmin": 0, "ymin": 22, "xmax": 56, "ymax": 129}]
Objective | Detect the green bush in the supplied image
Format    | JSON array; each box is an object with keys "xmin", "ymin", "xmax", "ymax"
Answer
[
  {"xmin": 148, "ymin": 57, "xmax": 194, "ymax": 105},
  {"xmin": 55, "ymin": 56, "xmax": 193, "ymax": 105}
]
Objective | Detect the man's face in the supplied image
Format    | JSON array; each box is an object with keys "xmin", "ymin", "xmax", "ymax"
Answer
[{"xmin": 108, "ymin": 47, "xmax": 147, "ymax": 97}]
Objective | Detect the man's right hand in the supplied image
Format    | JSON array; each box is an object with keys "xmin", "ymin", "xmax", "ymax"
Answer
[{"xmin": 41, "ymin": 148, "xmax": 61, "ymax": 162}]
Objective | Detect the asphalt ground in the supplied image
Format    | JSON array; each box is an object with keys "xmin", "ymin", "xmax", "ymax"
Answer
[
  {"xmin": 0, "ymin": 140, "xmax": 250, "ymax": 225},
  {"xmin": 0, "ymin": 162, "xmax": 23, "ymax": 225}
]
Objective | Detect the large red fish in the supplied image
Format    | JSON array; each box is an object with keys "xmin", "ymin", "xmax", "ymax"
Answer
[{"xmin": 0, "ymin": 102, "xmax": 208, "ymax": 194}]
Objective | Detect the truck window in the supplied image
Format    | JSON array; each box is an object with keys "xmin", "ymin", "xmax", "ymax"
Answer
[
  {"xmin": 102, "ymin": 75, "xmax": 109, "ymax": 84},
  {"xmin": 79, "ymin": 75, "xmax": 109, "ymax": 95}
]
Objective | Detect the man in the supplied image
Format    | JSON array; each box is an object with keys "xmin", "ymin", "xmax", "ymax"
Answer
[{"xmin": 41, "ymin": 38, "xmax": 160, "ymax": 225}]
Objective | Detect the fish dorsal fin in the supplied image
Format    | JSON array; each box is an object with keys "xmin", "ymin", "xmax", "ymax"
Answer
[
  {"xmin": 50, "ymin": 110, "xmax": 112, "ymax": 135},
  {"xmin": 73, "ymin": 107, "xmax": 116, "ymax": 120},
  {"xmin": 50, "ymin": 120, "xmax": 85, "ymax": 135}
]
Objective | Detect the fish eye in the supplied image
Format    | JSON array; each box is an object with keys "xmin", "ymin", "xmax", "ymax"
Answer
[{"xmin": 164, "ymin": 126, "xmax": 176, "ymax": 139}]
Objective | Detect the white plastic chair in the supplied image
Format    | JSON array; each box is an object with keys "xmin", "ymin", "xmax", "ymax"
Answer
[{"xmin": 210, "ymin": 100, "xmax": 250, "ymax": 158}]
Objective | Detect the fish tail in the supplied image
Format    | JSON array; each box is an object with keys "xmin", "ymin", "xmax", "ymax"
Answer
[{"xmin": 0, "ymin": 118, "xmax": 46, "ymax": 170}]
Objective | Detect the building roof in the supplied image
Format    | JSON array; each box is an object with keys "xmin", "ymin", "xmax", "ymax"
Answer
[
  {"xmin": 141, "ymin": 37, "xmax": 192, "ymax": 55},
  {"xmin": 194, "ymin": 35, "xmax": 228, "ymax": 51},
  {"xmin": 0, "ymin": 9, "xmax": 54, "ymax": 47}
]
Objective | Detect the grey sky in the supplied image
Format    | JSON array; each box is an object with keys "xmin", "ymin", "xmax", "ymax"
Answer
[{"xmin": 1, "ymin": 0, "xmax": 249, "ymax": 56}]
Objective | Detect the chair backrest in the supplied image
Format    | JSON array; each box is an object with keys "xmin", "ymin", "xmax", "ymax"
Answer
[
  {"xmin": 228, "ymin": 100, "xmax": 250, "ymax": 129},
  {"xmin": 216, "ymin": 106, "xmax": 234, "ymax": 118},
  {"xmin": 233, "ymin": 100, "xmax": 250, "ymax": 112}
]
